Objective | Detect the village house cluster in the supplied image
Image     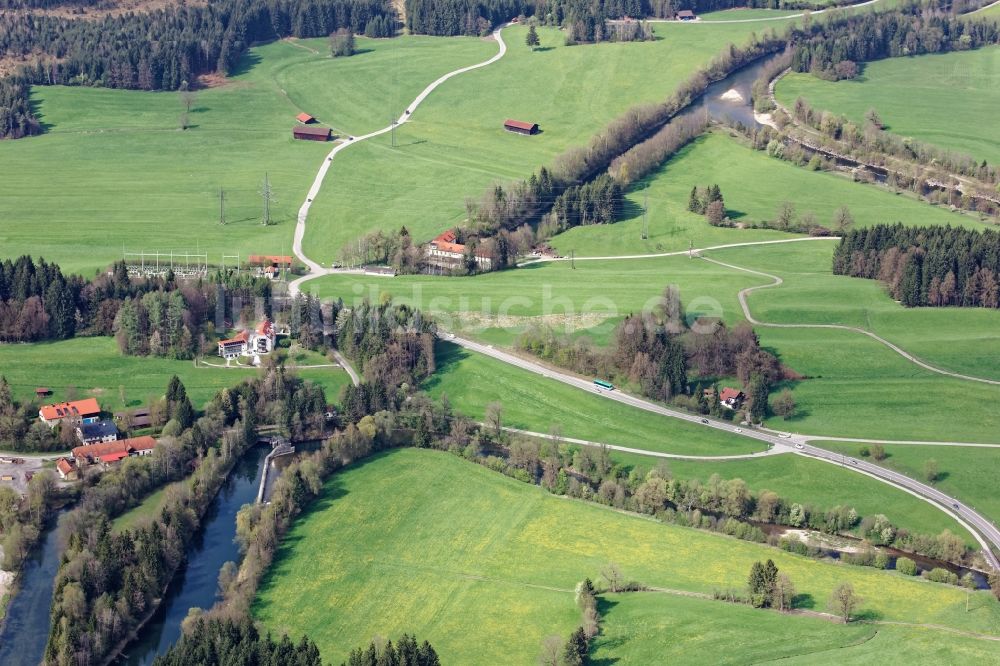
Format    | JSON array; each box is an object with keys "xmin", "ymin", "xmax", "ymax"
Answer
[{"xmin": 36, "ymin": 397, "xmax": 160, "ymax": 481}]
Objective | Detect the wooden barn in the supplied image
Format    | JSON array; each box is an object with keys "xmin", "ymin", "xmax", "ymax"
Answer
[
  {"xmin": 296, "ymin": 112, "xmax": 316, "ymax": 124},
  {"xmin": 504, "ymin": 119, "xmax": 539, "ymax": 135},
  {"xmin": 293, "ymin": 125, "xmax": 332, "ymax": 141},
  {"xmin": 676, "ymin": 9, "xmax": 696, "ymax": 20}
]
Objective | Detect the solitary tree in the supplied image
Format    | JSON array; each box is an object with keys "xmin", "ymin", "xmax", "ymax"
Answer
[
  {"xmin": 772, "ymin": 572, "xmax": 796, "ymax": 611},
  {"xmin": 526, "ymin": 24, "xmax": 540, "ymax": 50},
  {"xmin": 771, "ymin": 389, "xmax": 796, "ymax": 420},
  {"xmin": 330, "ymin": 28, "xmax": 356, "ymax": 57},
  {"xmin": 601, "ymin": 561, "xmax": 624, "ymax": 592},
  {"xmin": 829, "ymin": 582, "xmax": 862, "ymax": 623},
  {"xmin": 833, "ymin": 205, "xmax": 854, "ymax": 233},
  {"xmin": 775, "ymin": 201, "xmax": 796, "ymax": 231},
  {"xmin": 485, "ymin": 401, "xmax": 503, "ymax": 438},
  {"xmin": 924, "ymin": 458, "xmax": 940, "ymax": 483}
]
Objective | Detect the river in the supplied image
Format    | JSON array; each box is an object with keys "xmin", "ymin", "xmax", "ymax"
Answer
[
  {"xmin": 688, "ymin": 55, "xmax": 780, "ymax": 127},
  {"xmin": 0, "ymin": 511, "xmax": 70, "ymax": 665},
  {"xmin": 118, "ymin": 444, "xmax": 268, "ymax": 665}
]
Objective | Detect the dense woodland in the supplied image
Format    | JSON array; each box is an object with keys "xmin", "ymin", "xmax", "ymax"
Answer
[
  {"xmin": 0, "ymin": 255, "xmax": 273, "ymax": 355},
  {"xmin": 834, "ymin": 225, "xmax": 1000, "ymax": 308},
  {"xmin": 152, "ymin": 618, "xmax": 322, "ymax": 666}
]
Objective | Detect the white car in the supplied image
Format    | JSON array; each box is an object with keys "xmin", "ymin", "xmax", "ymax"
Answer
[
  {"xmin": 794, "ymin": 443, "xmax": 804, "ymax": 450},
  {"xmin": 778, "ymin": 432, "xmax": 792, "ymax": 439},
  {"xmin": 734, "ymin": 428, "xmax": 742, "ymax": 433}
]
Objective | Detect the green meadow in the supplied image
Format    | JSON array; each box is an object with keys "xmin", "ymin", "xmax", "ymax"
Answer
[
  {"xmin": 0, "ymin": 337, "xmax": 349, "ymax": 410},
  {"xmin": 253, "ymin": 448, "xmax": 1000, "ymax": 664},
  {"xmin": 312, "ymin": 249, "xmax": 763, "ymax": 345},
  {"xmin": 775, "ymin": 46, "xmax": 1000, "ymax": 165},
  {"xmin": 817, "ymin": 442, "xmax": 1000, "ymax": 527},
  {"xmin": 300, "ymin": 21, "xmax": 800, "ymax": 264},
  {"xmin": 549, "ymin": 131, "xmax": 984, "ymax": 259},
  {"xmin": 0, "ymin": 35, "xmax": 491, "ymax": 275},
  {"xmin": 602, "ymin": 449, "xmax": 972, "ymax": 542},
  {"xmin": 426, "ymin": 341, "xmax": 764, "ymax": 456},
  {"xmin": 591, "ymin": 592, "xmax": 1000, "ymax": 664}
]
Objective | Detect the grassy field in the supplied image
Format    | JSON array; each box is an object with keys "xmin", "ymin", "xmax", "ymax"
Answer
[
  {"xmin": 593, "ymin": 591, "xmax": 1000, "ymax": 664},
  {"xmin": 426, "ymin": 341, "xmax": 764, "ymax": 456},
  {"xmin": 111, "ymin": 481, "xmax": 178, "ymax": 531},
  {"xmin": 253, "ymin": 448, "xmax": 1000, "ymax": 664},
  {"xmin": 817, "ymin": 442, "xmax": 1000, "ymax": 528},
  {"xmin": 775, "ymin": 47, "xmax": 1000, "ymax": 166},
  {"xmin": 548, "ymin": 132, "xmax": 984, "ymax": 259},
  {"xmin": 0, "ymin": 337, "xmax": 349, "ymax": 410},
  {"xmin": 601, "ymin": 449, "xmax": 972, "ymax": 542},
  {"xmin": 300, "ymin": 21, "xmax": 803, "ymax": 264},
  {"xmin": 0, "ymin": 337, "xmax": 250, "ymax": 408},
  {"xmin": 312, "ymin": 248, "xmax": 764, "ymax": 346},
  {"xmin": 0, "ymin": 36, "xmax": 491, "ymax": 275}
]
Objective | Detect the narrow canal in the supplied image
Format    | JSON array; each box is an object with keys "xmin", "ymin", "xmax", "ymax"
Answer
[{"xmin": 118, "ymin": 444, "xmax": 268, "ymax": 664}]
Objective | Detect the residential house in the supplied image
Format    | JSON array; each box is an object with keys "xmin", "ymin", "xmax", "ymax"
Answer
[
  {"xmin": 39, "ymin": 398, "xmax": 101, "ymax": 427},
  {"xmin": 719, "ymin": 387, "xmax": 745, "ymax": 409},
  {"xmin": 71, "ymin": 435, "xmax": 157, "ymax": 467},
  {"xmin": 56, "ymin": 458, "xmax": 78, "ymax": 481},
  {"xmin": 217, "ymin": 318, "xmax": 276, "ymax": 358},
  {"xmin": 76, "ymin": 419, "xmax": 119, "ymax": 444}
]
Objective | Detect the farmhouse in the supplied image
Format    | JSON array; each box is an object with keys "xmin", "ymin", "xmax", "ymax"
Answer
[
  {"xmin": 719, "ymin": 387, "xmax": 745, "ymax": 409},
  {"xmin": 676, "ymin": 9, "xmax": 696, "ymax": 20},
  {"xmin": 296, "ymin": 112, "xmax": 316, "ymax": 124},
  {"xmin": 76, "ymin": 419, "xmax": 119, "ymax": 444},
  {"xmin": 248, "ymin": 254, "xmax": 293, "ymax": 279},
  {"xmin": 293, "ymin": 125, "xmax": 332, "ymax": 141},
  {"xmin": 425, "ymin": 230, "xmax": 493, "ymax": 271},
  {"xmin": 218, "ymin": 317, "xmax": 276, "ymax": 358},
  {"xmin": 72, "ymin": 435, "xmax": 157, "ymax": 467},
  {"xmin": 38, "ymin": 398, "xmax": 101, "ymax": 427},
  {"xmin": 56, "ymin": 458, "xmax": 78, "ymax": 481},
  {"xmin": 504, "ymin": 119, "xmax": 539, "ymax": 135}
]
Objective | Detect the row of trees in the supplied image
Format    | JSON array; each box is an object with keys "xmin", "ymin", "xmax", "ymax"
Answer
[
  {"xmin": 789, "ymin": 97, "xmax": 999, "ymax": 188},
  {"xmin": 152, "ymin": 618, "xmax": 322, "ymax": 666},
  {"xmin": 0, "ymin": 0, "xmax": 398, "ymax": 138},
  {"xmin": 462, "ymin": 33, "xmax": 785, "ymax": 240},
  {"xmin": 833, "ymin": 224, "xmax": 1000, "ymax": 308}
]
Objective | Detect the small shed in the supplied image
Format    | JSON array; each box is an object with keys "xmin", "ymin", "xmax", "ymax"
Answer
[
  {"xmin": 504, "ymin": 119, "xmax": 539, "ymax": 136},
  {"xmin": 296, "ymin": 112, "xmax": 316, "ymax": 124},
  {"xmin": 293, "ymin": 125, "xmax": 332, "ymax": 141},
  {"xmin": 35, "ymin": 387, "xmax": 52, "ymax": 397},
  {"xmin": 676, "ymin": 9, "xmax": 696, "ymax": 20}
]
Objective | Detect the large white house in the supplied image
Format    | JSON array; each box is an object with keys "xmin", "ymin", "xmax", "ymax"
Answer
[
  {"xmin": 218, "ymin": 318, "xmax": 277, "ymax": 358},
  {"xmin": 425, "ymin": 230, "xmax": 493, "ymax": 271}
]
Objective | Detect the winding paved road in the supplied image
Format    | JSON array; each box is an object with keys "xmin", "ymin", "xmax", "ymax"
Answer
[
  {"xmin": 443, "ymin": 332, "xmax": 1000, "ymax": 570},
  {"xmin": 700, "ymin": 254, "xmax": 1000, "ymax": 387}
]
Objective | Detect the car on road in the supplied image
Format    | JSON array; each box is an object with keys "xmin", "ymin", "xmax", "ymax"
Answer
[
  {"xmin": 953, "ymin": 503, "xmax": 960, "ymax": 510},
  {"xmin": 734, "ymin": 428, "xmax": 742, "ymax": 433},
  {"xmin": 778, "ymin": 432, "xmax": 792, "ymax": 438},
  {"xmin": 794, "ymin": 443, "xmax": 804, "ymax": 450},
  {"xmin": 700, "ymin": 418, "xmax": 709, "ymax": 424}
]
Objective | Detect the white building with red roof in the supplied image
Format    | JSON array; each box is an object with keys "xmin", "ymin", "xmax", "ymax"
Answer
[
  {"xmin": 426, "ymin": 230, "xmax": 493, "ymax": 271},
  {"xmin": 38, "ymin": 398, "xmax": 101, "ymax": 427},
  {"xmin": 218, "ymin": 318, "xmax": 276, "ymax": 358}
]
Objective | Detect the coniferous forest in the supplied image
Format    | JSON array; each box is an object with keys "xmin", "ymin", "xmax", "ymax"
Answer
[{"xmin": 833, "ymin": 225, "xmax": 1000, "ymax": 308}]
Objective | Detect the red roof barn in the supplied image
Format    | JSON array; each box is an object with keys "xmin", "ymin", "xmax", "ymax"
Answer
[
  {"xmin": 293, "ymin": 125, "xmax": 332, "ymax": 141},
  {"xmin": 296, "ymin": 112, "xmax": 316, "ymax": 124},
  {"xmin": 504, "ymin": 119, "xmax": 539, "ymax": 135}
]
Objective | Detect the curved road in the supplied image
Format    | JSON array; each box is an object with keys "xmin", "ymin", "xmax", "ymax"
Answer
[
  {"xmin": 701, "ymin": 254, "xmax": 1000, "ymax": 387},
  {"xmin": 289, "ymin": 24, "xmax": 510, "ymax": 297},
  {"xmin": 443, "ymin": 332, "xmax": 1000, "ymax": 570}
]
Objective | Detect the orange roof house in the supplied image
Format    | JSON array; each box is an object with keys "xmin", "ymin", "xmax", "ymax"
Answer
[
  {"xmin": 72, "ymin": 435, "xmax": 157, "ymax": 466},
  {"xmin": 39, "ymin": 398, "xmax": 101, "ymax": 425}
]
